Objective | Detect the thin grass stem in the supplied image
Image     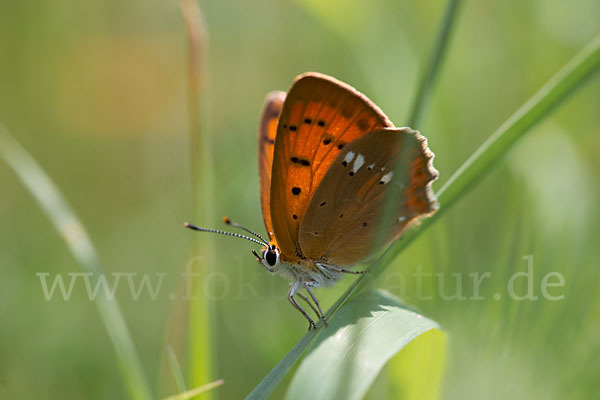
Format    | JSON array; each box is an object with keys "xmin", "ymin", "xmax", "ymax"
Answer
[
  {"xmin": 180, "ymin": 0, "xmax": 216, "ymax": 396},
  {"xmin": 406, "ymin": 0, "xmax": 462, "ymax": 127},
  {"xmin": 375, "ymin": 0, "xmax": 462, "ymax": 258},
  {"xmin": 167, "ymin": 345, "xmax": 188, "ymax": 394}
]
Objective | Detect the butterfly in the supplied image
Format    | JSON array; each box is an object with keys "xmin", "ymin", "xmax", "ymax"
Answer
[{"xmin": 186, "ymin": 72, "xmax": 438, "ymax": 329}]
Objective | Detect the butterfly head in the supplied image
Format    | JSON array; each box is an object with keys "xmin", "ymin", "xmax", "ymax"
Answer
[{"xmin": 252, "ymin": 243, "xmax": 280, "ymax": 272}]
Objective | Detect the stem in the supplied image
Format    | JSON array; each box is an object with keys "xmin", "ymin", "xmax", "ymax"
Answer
[
  {"xmin": 180, "ymin": 0, "xmax": 216, "ymax": 396},
  {"xmin": 406, "ymin": 0, "xmax": 462, "ymax": 127}
]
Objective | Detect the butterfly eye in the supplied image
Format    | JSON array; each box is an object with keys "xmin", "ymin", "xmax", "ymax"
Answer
[{"xmin": 263, "ymin": 247, "xmax": 280, "ymax": 268}]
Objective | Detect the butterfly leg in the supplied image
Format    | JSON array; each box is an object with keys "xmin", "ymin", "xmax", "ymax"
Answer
[
  {"xmin": 318, "ymin": 262, "xmax": 366, "ymax": 275},
  {"xmin": 288, "ymin": 280, "xmax": 317, "ymax": 330},
  {"xmin": 304, "ymin": 282, "xmax": 328, "ymax": 327},
  {"xmin": 295, "ymin": 292, "xmax": 321, "ymax": 321}
]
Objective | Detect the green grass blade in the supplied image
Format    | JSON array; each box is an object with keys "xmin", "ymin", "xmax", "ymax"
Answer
[
  {"xmin": 180, "ymin": 0, "xmax": 216, "ymax": 395},
  {"xmin": 0, "ymin": 125, "xmax": 153, "ymax": 400},
  {"xmin": 341, "ymin": 32, "xmax": 600, "ymax": 305},
  {"xmin": 284, "ymin": 290, "xmax": 445, "ymax": 400},
  {"xmin": 167, "ymin": 345, "xmax": 188, "ymax": 394},
  {"xmin": 376, "ymin": 0, "xmax": 462, "ymax": 255},
  {"xmin": 246, "ymin": 33, "xmax": 600, "ymax": 399},
  {"xmin": 437, "ymin": 33, "xmax": 600, "ymax": 202},
  {"xmin": 407, "ymin": 0, "xmax": 462, "ymax": 127}
]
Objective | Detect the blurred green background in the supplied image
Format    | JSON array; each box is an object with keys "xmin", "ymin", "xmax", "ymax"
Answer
[{"xmin": 1, "ymin": 0, "xmax": 599, "ymax": 399}]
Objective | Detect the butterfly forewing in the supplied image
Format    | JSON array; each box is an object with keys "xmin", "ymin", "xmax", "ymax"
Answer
[
  {"xmin": 258, "ymin": 91, "xmax": 286, "ymax": 240},
  {"xmin": 270, "ymin": 73, "xmax": 393, "ymax": 261},
  {"xmin": 298, "ymin": 128, "xmax": 438, "ymax": 266}
]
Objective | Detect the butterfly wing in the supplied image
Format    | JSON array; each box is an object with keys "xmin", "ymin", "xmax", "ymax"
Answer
[
  {"xmin": 258, "ymin": 91, "xmax": 286, "ymax": 240},
  {"xmin": 299, "ymin": 128, "xmax": 438, "ymax": 266},
  {"xmin": 270, "ymin": 73, "xmax": 393, "ymax": 261}
]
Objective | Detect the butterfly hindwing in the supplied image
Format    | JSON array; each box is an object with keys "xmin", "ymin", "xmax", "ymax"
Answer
[
  {"xmin": 258, "ymin": 91, "xmax": 286, "ymax": 240},
  {"xmin": 270, "ymin": 73, "xmax": 393, "ymax": 261},
  {"xmin": 299, "ymin": 128, "xmax": 438, "ymax": 266}
]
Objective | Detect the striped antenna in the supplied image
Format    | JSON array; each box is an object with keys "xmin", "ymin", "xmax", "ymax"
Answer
[
  {"xmin": 222, "ymin": 216, "xmax": 270, "ymax": 246},
  {"xmin": 184, "ymin": 222, "xmax": 266, "ymax": 247}
]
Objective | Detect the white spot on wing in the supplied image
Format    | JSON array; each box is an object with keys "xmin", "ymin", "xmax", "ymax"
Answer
[
  {"xmin": 397, "ymin": 216, "xmax": 406, "ymax": 222},
  {"xmin": 343, "ymin": 151, "xmax": 355, "ymax": 164},
  {"xmin": 367, "ymin": 163, "xmax": 375, "ymax": 170},
  {"xmin": 352, "ymin": 154, "xmax": 365, "ymax": 173},
  {"xmin": 380, "ymin": 171, "xmax": 394, "ymax": 184}
]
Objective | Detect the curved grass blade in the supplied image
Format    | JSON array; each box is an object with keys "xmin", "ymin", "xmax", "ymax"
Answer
[
  {"xmin": 284, "ymin": 290, "xmax": 445, "ymax": 400},
  {"xmin": 246, "ymin": 32, "xmax": 600, "ymax": 399},
  {"xmin": 436, "ymin": 33, "xmax": 600, "ymax": 203},
  {"xmin": 0, "ymin": 125, "xmax": 152, "ymax": 400}
]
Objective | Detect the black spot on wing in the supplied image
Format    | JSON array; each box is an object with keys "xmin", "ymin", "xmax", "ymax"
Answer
[{"xmin": 291, "ymin": 156, "xmax": 311, "ymax": 166}]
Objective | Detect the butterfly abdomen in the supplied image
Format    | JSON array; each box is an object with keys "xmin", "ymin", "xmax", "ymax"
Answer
[{"xmin": 276, "ymin": 259, "xmax": 344, "ymax": 288}]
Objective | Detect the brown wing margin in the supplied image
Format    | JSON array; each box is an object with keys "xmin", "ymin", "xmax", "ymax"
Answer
[
  {"xmin": 258, "ymin": 91, "xmax": 286, "ymax": 240},
  {"xmin": 270, "ymin": 73, "xmax": 393, "ymax": 261}
]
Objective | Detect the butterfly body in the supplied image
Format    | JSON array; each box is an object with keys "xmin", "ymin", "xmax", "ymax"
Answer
[
  {"xmin": 187, "ymin": 72, "xmax": 438, "ymax": 329},
  {"xmin": 272, "ymin": 259, "xmax": 342, "ymax": 288}
]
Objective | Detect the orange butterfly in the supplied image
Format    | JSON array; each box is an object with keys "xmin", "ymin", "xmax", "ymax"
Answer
[{"xmin": 186, "ymin": 72, "xmax": 438, "ymax": 329}]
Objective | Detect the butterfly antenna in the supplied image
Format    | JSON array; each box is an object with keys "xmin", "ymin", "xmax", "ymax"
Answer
[
  {"xmin": 184, "ymin": 222, "xmax": 266, "ymax": 247},
  {"xmin": 222, "ymin": 216, "xmax": 270, "ymax": 247}
]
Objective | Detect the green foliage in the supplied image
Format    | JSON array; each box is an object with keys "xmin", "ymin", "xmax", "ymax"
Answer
[
  {"xmin": 1, "ymin": 1, "xmax": 599, "ymax": 399},
  {"xmin": 285, "ymin": 290, "xmax": 445, "ymax": 400},
  {"xmin": 0, "ymin": 126, "xmax": 152, "ymax": 400}
]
